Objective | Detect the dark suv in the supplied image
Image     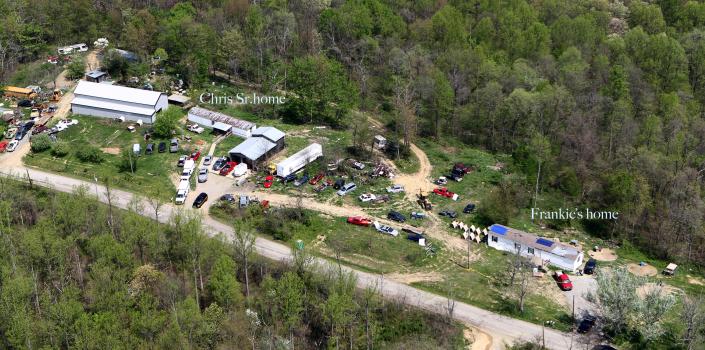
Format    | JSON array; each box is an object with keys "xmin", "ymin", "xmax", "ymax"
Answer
[
  {"xmin": 387, "ymin": 210, "xmax": 406, "ymax": 223},
  {"xmin": 584, "ymin": 258, "xmax": 597, "ymax": 274}
]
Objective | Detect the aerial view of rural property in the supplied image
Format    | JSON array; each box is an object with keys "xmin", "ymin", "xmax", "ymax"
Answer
[{"xmin": 2, "ymin": 0, "xmax": 705, "ymax": 349}]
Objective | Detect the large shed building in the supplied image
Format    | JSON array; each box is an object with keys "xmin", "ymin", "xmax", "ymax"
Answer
[
  {"xmin": 187, "ymin": 107, "xmax": 256, "ymax": 137},
  {"xmin": 228, "ymin": 126, "xmax": 285, "ymax": 168},
  {"xmin": 71, "ymin": 81, "xmax": 168, "ymax": 124}
]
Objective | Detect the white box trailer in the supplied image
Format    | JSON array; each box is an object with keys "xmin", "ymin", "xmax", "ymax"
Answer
[
  {"xmin": 181, "ymin": 159, "xmax": 195, "ymax": 180},
  {"xmin": 276, "ymin": 143, "xmax": 323, "ymax": 178}
]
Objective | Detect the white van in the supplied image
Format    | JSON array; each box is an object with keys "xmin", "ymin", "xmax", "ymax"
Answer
[
  {"xmin": 175, "ymin": 180, "xmax": 190, "ymax": 204},
  {"xmin": 336, "ymin": 182, "xmax": 357, "ymax": 196}
]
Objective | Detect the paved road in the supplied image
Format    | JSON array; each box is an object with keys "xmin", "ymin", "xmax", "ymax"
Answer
[{"xmin": 0, "ymin": 166, "xmax": 577, "ymax": 350}]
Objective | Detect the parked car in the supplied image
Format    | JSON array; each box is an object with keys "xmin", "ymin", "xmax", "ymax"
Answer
[
  {"xmin": 192, "ymin": 192, "xmax": 208, "ymax": 208},
  {"xmin": 18, "ymin": 99, "xmax": 33, "ymax": 107},
  {"xmin": 0, "ymin": 140, "xmax": 7, "ymax": 152},
  {"xmin": 351, "ymin": 160, "xmax": 365, "ymax": 170},
  {"xmin": 263, "ymin": 175, "xmax": 274, "ymax": 188},
  {"xmin": 333, "ymin": 178, "xmax": 345, "ymax": 190},
  {"xmin": 439, "ymin": 210, "xmax": 457, "ymax": 218},
  {"xmin": 177, "ymin": 155, "xmax": 187, "ymax": 167},
  {"xmin": 219, "ymin": 161, "xmax": 237, "ymax": 176},
  {"xmin": 435, "ymin": 176, "xmax": 448, "ymax": 185},
  {"xmin": 145, "ymin": 143, "xmax": 154, "ymax": 155},
  {"xmin": 32, "ymin": 125, "xmax": 47, "ymax": 135},
  {"xmin": 386, "ymin": 184, "xmax": 405, "ymax": 193},
  {"xmin": 463, "ymin": 203, "xmax": 476, "ymax": 213},
  {"xmin": 584, "ymin": 258, "xmax": 597, "ymax": 274},
  {"xmin": 374, "ymin": 222, "xmax": 399, "ymax": 237},
  {"xmin": 6, "ymin": 140, "xmax": 19, "ymax": 152},
  {"xmin": 4, "ymin": 127, "xmax": 17, "ymax": 139},
  {"xmin": 220, "ymin": 194, "xmax": 236, "ymax": 203},
  {"xmin": 197, "ymin": 167, "xmax": 208, "ymax": 183},
  {"xmin": 433, "ymin": 187, "xmax": 459, "ymax": 200},
  {"xmin": 337, "ymin": 182, "xmax": 357, "ymax": 196},
  {"xmin": 359, "ymin": 193, "xmax": 376, "ymax": 202},
  {"xmin": 133, "ymin": 144, "xmax": 141, "ymax": 156},
  {"xmin": 187, "ymin": 124, "xmax": 205, "ymax": 134},
  {"xmin": 577, "ymin": 315, "xmax": 597, "ymax": 334},
  {"xmin": 169, "ymin": 138, "xmax": 179, "ymax": 153},
  {"xmin": 294, "ymin": 173, "xmax": 309, "ymax": 187},
  {"xmin": 157, "ymin": 142, "xmax": 166, "ymax": 153},
  {"xmin": 212, "ymin": 157, "xmax": 227, "ymax": 171},
  {"xmin": 553, "ymin": 271, "xmax": 573, "ymax": 291},
  {"xmin": 387, "ymin": 210, "xmax": 406, "ymax": 223},
  {"xmin": 315, "ymin": 182, "xmax": 330, "ymax": 192},
  {"xmin": 283, "ymin": 173, "xmax": 297, "ymax": 184},
  {"xmin": 14, "ymin": 130, "xmax": 26, "ymax": 141},
  {"xmin": 411, "ymin": 212, "xmax": 426, "ymax": 219},
  {"xmin": 190, "ymin": 150, "xmax": 201, "ymax": 161},
  {"xmin": 347, "ymin": 216, "xmax": 372, "ymax": 227},
  {"xmin": 203, "ymin": 155, "xmax": 212, "ymax": 166},
  {"xmin": 309, "ymin": 172, "xmax": 325, "ymax": 185}
]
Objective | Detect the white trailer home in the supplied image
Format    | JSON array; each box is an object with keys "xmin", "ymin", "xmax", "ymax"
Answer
[
  {"xmin": 187, "ymin": 107, "xmax": 256, "ymax": 137},
  {"xmin": 486, "ymin": 224, "xmax": 584, "ymax": 272},
  {"xmin": 276, "ymin": 143, "xmax": 323, "ymax": 177}
]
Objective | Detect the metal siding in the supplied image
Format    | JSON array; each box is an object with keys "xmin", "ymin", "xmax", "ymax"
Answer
[{"xmin": 72, "ymin": 105, "xmax": 154, "ymax": 124}]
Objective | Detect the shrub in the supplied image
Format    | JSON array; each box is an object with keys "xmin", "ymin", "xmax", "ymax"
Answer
[
  {"xmin": 30, "ymin": 134, "xmax": 51, "ymax": 153},
  {"xmin": 76, "ymin": 146, "xmax": 103, "ymax": 163},
  {"xmin": 50, "ymin": 141, "xmax": 70, "ymax": 157}
]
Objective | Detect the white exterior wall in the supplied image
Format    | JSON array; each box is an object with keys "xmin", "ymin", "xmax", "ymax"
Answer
[
  {"xmin": 487, "ymin": 234, "xmax": 583, "ymax": 272},
  {"xmin": 155, "ymin": 94, "xmax": 168, "ymax": 113},
  {"xmin": 276, "ymin": 143, "xmax": 323, "ymax": 177},
  {"xmin": 187, "ymin": 112, "xmax": 255, "ymax": 138},
  {"xmin": 71, "ymin": 104, "xmax": 155, "ymax": 124}
]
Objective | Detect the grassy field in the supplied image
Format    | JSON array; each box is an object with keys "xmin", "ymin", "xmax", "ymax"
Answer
[{"xmin": 24, "ymin": 115, "xmax": 215, "ymax": 200}]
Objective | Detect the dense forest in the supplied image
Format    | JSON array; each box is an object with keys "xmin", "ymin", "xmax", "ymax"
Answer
[
  {"xmin": 0, "ymin": 179, "xmax": 466, "ymax": 349},
  {"xmin": 2, "ymin": 0, "xmax": 705, "ymax": 267}
]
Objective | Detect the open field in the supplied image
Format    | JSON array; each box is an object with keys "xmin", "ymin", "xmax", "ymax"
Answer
[{"xmin": 24, "ymin": 114, "xmax": 215, "ymax": 200}]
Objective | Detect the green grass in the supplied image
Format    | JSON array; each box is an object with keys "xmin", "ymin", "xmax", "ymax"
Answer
[
  {"xmin": 24, "ymin": 115, "xmax": 214, "ymax": 200},
  {"xmin": 212, "ymin": 135, "xmax": 244, "ymax": 157}
]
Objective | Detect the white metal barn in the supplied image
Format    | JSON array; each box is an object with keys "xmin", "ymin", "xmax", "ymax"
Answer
[
  {"xmin": 486, "ymin": 224, "xmax": 584, "ymax": 272},
  {"xmin": 71, "ymin": 81, "xmax": 168, "ymax": 124},
  {"xmin": 187, "ymin": 107, "xmax": 256, "ymax": 137},
  {"xmin": 276, "ymin": 143, "xmax": 323, "ymax": 177}
]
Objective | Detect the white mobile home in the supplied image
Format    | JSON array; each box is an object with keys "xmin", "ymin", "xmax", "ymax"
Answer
[
  {"xmin": 187, "ymin": 107, "xmax": 256, "ymax": 137},
  {"xmin": 71, "ymin": 81, "xmax": 168, "ymax": 124},
  {"xmin": 486, "ymin": 224, "xmax": 584, "ymax": 272},
  {"xmin": 276, "ymin": 143, "xmax": 323, "ymax": 177}
]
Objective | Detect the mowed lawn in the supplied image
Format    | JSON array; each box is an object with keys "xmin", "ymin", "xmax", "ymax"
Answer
[{"xmin": 24, "ymin": 115, "xmax": 214, "ymax": 200}]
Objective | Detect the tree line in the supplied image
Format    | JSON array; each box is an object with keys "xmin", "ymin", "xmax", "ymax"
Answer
[
  {"xmin": 3, "ymin": 0, "xmax": 705, "ymax": 266},
  {"xmin": 0, "ymin": 178, "xmax": 466, "ymax": 349}
]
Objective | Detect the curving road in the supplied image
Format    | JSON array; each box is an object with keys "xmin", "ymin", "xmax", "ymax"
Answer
[{"xmin": 0, "ymin": 166, "xmax": 577, "ymax": 350}]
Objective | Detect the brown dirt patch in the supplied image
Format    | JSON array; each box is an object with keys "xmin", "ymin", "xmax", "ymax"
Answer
[
  {"xmin": 588, "ymin": 248, "xmax": 618, "ymax": 261},
  {"xmin": 637, "ymin": 282, "xmax": 681, "ymax": 298},
  {"xmin": 464, "ymin": 327, "xmax": 493, "ymax": 350},
  {"xmin": 687, "ymin": 275, "xmax": 705, "ymax": 286},
  {"xmin": 627, "ymin": 263, "xmax": 658, "ymax": 277},
  {"xmin": 386, "ymin": 271, "xmax": 443, "ymax": 284},
  {"xmin": 101, "ymin": 147, "xmax": 121, "ymax": 155}
]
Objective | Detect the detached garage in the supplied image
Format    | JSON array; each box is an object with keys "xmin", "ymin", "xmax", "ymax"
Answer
[{"xmin": 71, "ymin": 81, "xmax": 168, "ymax": 124}]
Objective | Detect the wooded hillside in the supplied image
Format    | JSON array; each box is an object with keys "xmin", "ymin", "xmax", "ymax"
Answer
[
  {"xmin": 0, "ymin": 179, "xmax": 466, "ymax": 349},
  {"xmin": 2, "ymin": 0, "xmax": 705, "ymax": 266}
]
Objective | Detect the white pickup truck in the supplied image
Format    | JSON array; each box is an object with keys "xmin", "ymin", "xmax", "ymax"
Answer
[
  {"xmin": 187, "ymin": 124, "xmax": 204, "ymax": 134},
  {"xmin": 181, "ymin": 159, "xmax": 195, "ymax": 180},
  {"xmin": 175, "ymin": 180, "xmax": 190, "ymax": 204}
]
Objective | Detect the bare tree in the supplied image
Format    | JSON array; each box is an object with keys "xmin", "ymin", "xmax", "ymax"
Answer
[
  {"xmin": 233, "ymin": 223, "xmax": 257, "ymax": 298},
  {"xmin": 516, "ymin": 262, "xmax": 532, "ymax": 313},
  {"xmin": 681, "ymin": 295, "xmax": 705, "ymax": 349},
  {"xmin": 146, "ymin": 189, "xmax": 165, "ymax": 223},
  {"xmin": 445, "ymin": 280, "xmax": 456, "ymax": 323}
]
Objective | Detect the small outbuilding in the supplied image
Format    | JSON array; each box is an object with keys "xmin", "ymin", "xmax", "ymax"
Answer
[
  {"xmin": 168, "ymin": 94, "xmax": 191, "ymax": 107},
  {"xmin": 374, "ymin": 135, "xmax": 387, "ymax": 149},
  {"xmin": 85, "ymin": 70, "xmax": 109, "ymax": 83},
  {"xmin": 663, "ymin": 263, "xmax": 678, "ymax": 276}
]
